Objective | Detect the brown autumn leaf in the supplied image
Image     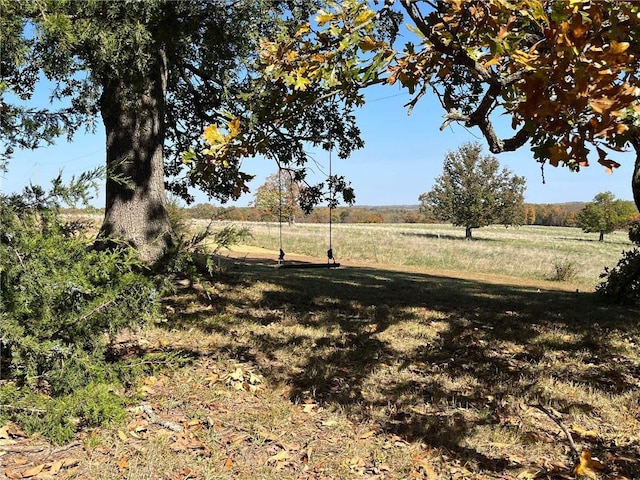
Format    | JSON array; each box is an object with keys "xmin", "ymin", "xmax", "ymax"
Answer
[
  {"xmin": 21, "ymin": 463, "xmax": 45, "ymax": 478},
  {"xmin": 223, "ymin": 457, "xmax": 233, "ymax": 471},
  {"xmin": 4, "ymin": 468, "xmax": 22, "ymax": 479},
  {"xmin": 117, "ymin": 456, "xmax": 130, "ymax": 470},
  {"xmin": 589, "ymin": 97, "xmax": 615, "ymax": 115},
  {"xmin": 62, "ymin": 457, "xmax": 80, "ymax": 468},
  {"xmin": 48, "ymin": 459, "xmax": 64, "ymax": 475}
]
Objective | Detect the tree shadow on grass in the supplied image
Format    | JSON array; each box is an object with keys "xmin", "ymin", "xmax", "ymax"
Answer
[
  {"xmin": 160, "ymin": 256, "xmax": 640, "ymax": 477},
  {"xmin": 400, "ymin": 231, "xmax": 499, "ymax": 242}
]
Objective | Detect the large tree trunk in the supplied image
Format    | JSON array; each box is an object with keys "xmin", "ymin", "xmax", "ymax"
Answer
[
  {"xmin": 97, "ymin": 46, "xmax": 173, "ymax": 266},
  {"xmin": 633, "ymin": 140, "xmax": 640, "ymax": 213}
]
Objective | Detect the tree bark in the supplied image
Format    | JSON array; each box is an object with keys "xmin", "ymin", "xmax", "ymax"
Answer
[
  {"xmin": 633, "ymin": 139, "xmax": 640, "ymax": 214},
  {"xmin": 465, "ymin": 226, "xmax": 473, "ymax": 239},
  {"xmin": 97, "ymin": 45, "xmax": 173, "ymax": 266}
]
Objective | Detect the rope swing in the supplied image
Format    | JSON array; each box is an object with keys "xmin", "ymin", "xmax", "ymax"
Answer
[{"xmin": 276, "ymin": 129, "xmax": 340, "ymax": 270}]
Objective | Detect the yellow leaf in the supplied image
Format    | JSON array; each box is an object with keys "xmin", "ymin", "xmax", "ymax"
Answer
[
  {"xmin": 202, "ymin": 124, "xmax": 224, "ymax": 145},
  {"xmin": 354, "ymin": 9, "xmax": 375, "ymax": 26},
  {"xmin": 223, "ymin": 457, "xmax": 233, "ymax": 471},
  {"xmin": 315, "ymin": 11, "xmax": 333, "ymax": 26},
  {"xmin": 359, "ymin": 35, "xmax": 378, "ymax": 52},
  {"xmin": 359, "ymin": 430, "xmax": 376, "ymax": 439},
  {"xmin": 266, "ymin": 450, "xmax": 290, "ymax": 464},
  {"xmin": 570, "ymin": 424, "xmax": 599, "ymax": 440},
  {"xmin": 609, "ymin": 40, "xmax": 630, "ymax": 54},
  {"xmin": 117, "ymin": 430, "xmax": 128, "ymax": 441},
  {"xmin": 574, "ymin": 450, "xmax": 605, "ymax": 478},
  {"xmin": 483, "ymin": 56, "xmax": 500, "ymax": 68}
]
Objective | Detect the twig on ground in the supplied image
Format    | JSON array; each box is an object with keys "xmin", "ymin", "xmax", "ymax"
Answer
[
  {"xmin": 532, "ymin": 403, "xmax": 580, "ymax": 462},
  {"xmin": 140, "ymin": 404, "xmax": 184, "ymax": 432}
]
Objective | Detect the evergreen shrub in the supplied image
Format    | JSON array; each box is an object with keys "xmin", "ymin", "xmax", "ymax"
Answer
[
  {"xmin": 0, "ymin": 175, "xmax": 159, "ymax": 442},
  {"xmin": 597, "ymin": 221, "xmax": 640, "ymax": 304}
]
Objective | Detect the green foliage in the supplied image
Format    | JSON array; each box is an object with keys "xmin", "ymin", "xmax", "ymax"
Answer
[
  {"xmin": 0, "ymin": 175, "xmax": 158, "ymax": 441},
  {"xmin": 4, "ymin": 1, "xmax": 354, "ymax": 207},
  {"xmin": 419, "ymin": 142, "xmax": 526, "ymax": 239},
  {"xmin": 253, "ymin": 171, "xmax": 303, "ymax": 224},
  {"xmin": 597, "ymin": 248, "xmax": 640, "ymax": 305},
  {"xmin": 576, "ymin": 192, "xmax": 637, "ymax": 241},
  {"xmin": 164, "ymin": 199, "xmax": 252, "ymax": 278},
  {"xmin": 0, "ymin": 382, "xmax": 126, "ymax": 444}
]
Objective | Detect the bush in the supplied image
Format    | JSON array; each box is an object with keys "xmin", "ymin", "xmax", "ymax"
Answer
[
  {"xmin": 0, "ymin": 173, "xmax": 159, "ymax": 442},
  {"xmin": 597, "ymin": 248, "xmax": 640, "ymax": 304},
  {"xmin": 551, "ymin": 259, "xmax": 578, "ymax": 282},
  {"xmin": 163, "ymin": 198, "xmax": 252, "ymax": 278}
]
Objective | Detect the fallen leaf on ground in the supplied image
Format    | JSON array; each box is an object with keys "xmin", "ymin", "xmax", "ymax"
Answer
[
  {"xmin": 4, "ymin": 469, "xmax": 21, "ymax": 479},
  {"xmin": 571, "ymin": 425, "xmax": 599, "ymax": 441},
  {"xmin": 21, "ymin": 464, "xmax": 45, "ymax": 477},
  {"xmin": 267, "ymin": 450, "xmax": 290, "ymax": 464},
  {"xmin": 117, "ymin": 456, "xmax": 130, "ymax": 470},
  {"xmin": 574, "ymin": 450, "xmax": 605, "ymax": 479},
  {"xmin": 49, "ymin": 460, "xmax": 64, "ymax": 475}
]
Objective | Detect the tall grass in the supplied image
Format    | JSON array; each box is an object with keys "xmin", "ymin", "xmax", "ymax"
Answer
[{"xmin": 214, "ymin": 221, "xmax": 633, "ymax": 289}]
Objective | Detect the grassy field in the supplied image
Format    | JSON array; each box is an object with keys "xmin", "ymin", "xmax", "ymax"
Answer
[
  {"xmin": 3, "ymin": 221, "xmax": 639, "ymax": 479},
  {"xmin": 220, "ymin": 222, "xmax": 634, "ymax": 290}
]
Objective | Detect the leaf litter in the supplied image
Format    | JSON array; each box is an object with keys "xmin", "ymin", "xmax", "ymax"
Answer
[{"xmin": 2, "ymin": 262, "xmax": 640, "ymax": 479}]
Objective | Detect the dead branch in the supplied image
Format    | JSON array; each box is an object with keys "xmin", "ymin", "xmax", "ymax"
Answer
[
  {"xmin": 140, "ymin": 404, "xmax": 184, "ymax": 433},
  {"xmin": 532, "ymin": 403, "xmax": 580, "ymax": 462}
]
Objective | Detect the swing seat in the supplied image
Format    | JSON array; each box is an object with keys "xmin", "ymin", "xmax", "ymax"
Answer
[{"xmin": 276, "ymin": 262, "xmax": 340, "ymax": 269}]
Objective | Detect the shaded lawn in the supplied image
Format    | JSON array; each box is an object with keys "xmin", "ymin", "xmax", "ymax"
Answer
[
  {"xmin": 3, "ymin": 255, "xmax": 639, "ymax": 479},
  {"xmin": 150, "ymin": 256, "xmax": 640, "ymax": 478}
]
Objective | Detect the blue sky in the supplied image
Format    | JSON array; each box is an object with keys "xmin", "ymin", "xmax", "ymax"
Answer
[{"xmin": 2, "ymin": 82, "xmax": 636, "ymax": 208}]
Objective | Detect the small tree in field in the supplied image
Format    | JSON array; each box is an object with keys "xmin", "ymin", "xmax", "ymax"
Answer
[
  {"xmin": 576, "ymin": 192, "xmax": 637, "ymax": 242},
  {"xmin": 252, "ymin": 171, "xmax": 301, "ymax": 226},
  {"xmin": 420, "ymin": 142, "xmax": 526, "ymax": 239}
]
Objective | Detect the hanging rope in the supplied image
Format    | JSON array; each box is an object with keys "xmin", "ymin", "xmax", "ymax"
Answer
[
  {"xmin": 327, "ymin": 135, "xmax": 335, "ymax": 264},
  {"xmin": 277, "ymin": 166, "xmax": 285, "ymax": 264}
]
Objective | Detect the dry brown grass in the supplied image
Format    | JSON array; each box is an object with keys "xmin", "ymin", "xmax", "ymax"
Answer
[{"xmin": 3, "ymin": 224, "xmax": 640, "ymax": 480}]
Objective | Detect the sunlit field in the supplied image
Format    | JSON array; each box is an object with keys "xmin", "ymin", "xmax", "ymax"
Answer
[{"xmin": 212, "ymin": 221, "xmax": 633, "ymax": 290}]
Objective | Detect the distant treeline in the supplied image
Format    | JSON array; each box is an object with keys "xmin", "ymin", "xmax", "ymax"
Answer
[
  {"xmin": 181, "ymin": 202, "xmax": 590, "ymax": 227},
  {"xmin": 65, "ymin": 202, "xmax": 596, "ymax": 227}
]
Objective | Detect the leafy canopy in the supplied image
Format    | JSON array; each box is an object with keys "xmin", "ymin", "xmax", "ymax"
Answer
[
  {"xmin": 576, "ymin": 191, "xmax": 637, "ymax": 240},
  {"xmin": 1, "ymin": 0, "xmax": 362, "ymax": 207},
  {"xmin": 420, "ymin": 142, "xmax": 526, "ymax": 237},
  {"xmin": 255, "ymin": 0, "xmax": 640, "ymax": 181}
]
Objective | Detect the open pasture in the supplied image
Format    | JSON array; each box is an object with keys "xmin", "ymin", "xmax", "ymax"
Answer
[{"xmin": 224, "ymin": 222, "xmax": 634, "ymax": 290}]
